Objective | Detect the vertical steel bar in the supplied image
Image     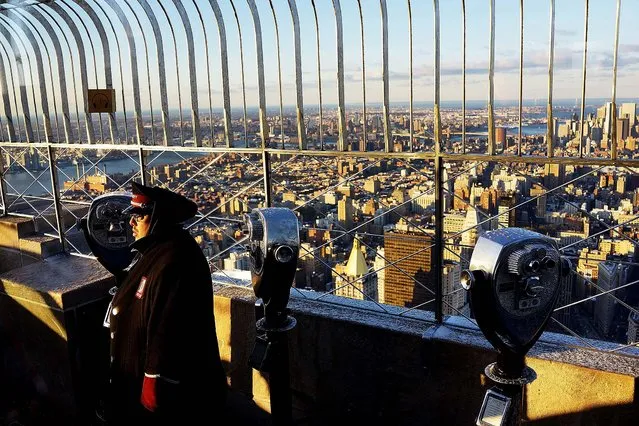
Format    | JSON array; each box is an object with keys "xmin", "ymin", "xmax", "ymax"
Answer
[
  {"xmin": 76, "ymin": 1, "xmax": 119, "ymax": 144},
  {"xmin": 546, "ymin": 0, "xmax": 556, "ymax": 158},
  {"xmin": 356, "ymin": 0, "xmax": 367, "ymax": 151},
  {"xmin": 155, "ymin": 0, "xmax": 184, "ymax": 145},
  {"xmin": 138, "ymin": 146, "xmax": 147, "ymax": 186},
  {"xmin": 380, "ymin": 0, "xmax": 391, "ymax": 153},
  {"xmin": 122, "ymin": 0, "xmax": 155, "ymax": 145},
  {"xmin": 0, "ymin": 31, "xmax": 23, "ymax": 142},
  {"xmin": 287, "ymin": 0, "xmax": 306, "ymax": 150},
  {"xmin": 46, "ymin": 145, "xmax": 66, "ymax": 252},
  {"xmin": 408, "ymin": 0, "xmax": 413, "ymax": 152},
  {"xmin": 461, "ymin": 0, "xmax": 466, "ymax": 154},
  {"xmin": 105, "ymin": 0, "xmax": 145, "ymax": 145},
  {"xmin": 36, "ymin": 5, "xmax": 82, "ymax": 143},
  {"xmin": 47, "ymin": 3, "xmax": 97, "ymax": 144},
  {"xmin": 192, "ymin": 0, "xmax": 214, "ymax": 146},
  {"xmin": 263, "ymin": 151, "xmax": 272, "ymax": 207},
  {"xmin": 0, "ymin": 47, "xmax": 15, "ymax": 141},
  {"xmin": 332, "ymin": 0, "xmax": 347, "ymax": 151},
  {"xmin": 14, "ymin": 9, "xmax": 60, "ymax": 143},
  {"xmin": 208, "ymin": 0, "xmax": 233, "ymax": 148},
  {"xmin": 0, "ymin": 26, "xmax": 34, "ymax": 142},
  {"xmin": 172, "ymin": 0, "xmax": 201, "ymax": 147},
  {"xmin": 246, "ymin": 0, "xmax": 269, "ymax": 149},
  {"xmin": 87, "ymin": 0, "xmax": 127, "ymax": 144},
  {"xmin": 487, "ymin": 0, "xmax": 495, "ymax": 156},
  {"xmin": 60, "ymin": 1, "xmax": 104, "ymax": 144},
  {"xmin": 610, "ymin": 0, "xmax": 621, "ymax": 161},
  {"xmin": 311, "ymin": 0, "xmax": 323, "ymax": 150},
  {"xmin": 136, "ymin": 0, "xmax": 169, "ymax": 146},
  {"xmin": 434, "ymin": 0, "xmax": 441, "ymax": 155},
  {"xmin": 229, "ymin": 0, "xmax": 249, "ymax": 148},
  {"xmin": 433, "ymin": 0, "xmax": 443, "ymax": 323},
  {"xmin": 579, "ymin": 0, "xmax": 589, "ymax": 158},
  {"xmin": 267, "ymin": 0, "xmax": 285, "ymax": 149},
  {"xmin": 518, "ymin": 0, "xmax": 524, "ymax": 156},
  {"xmin": 3, "ymin": 11, "xmax": 50, "ymax": 143},
  {"xmin": 1, "ymin": 16, "xmax": 40, "ymax": 143},
  {"xmin": 0, "ymin": 147, "xmax": 6, "ymax": 215}
]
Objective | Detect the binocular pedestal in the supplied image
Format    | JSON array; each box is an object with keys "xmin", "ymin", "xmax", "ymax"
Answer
[
  {"xmin": 250, "ymin": 314, "xmax": 297, "ymax": 426},
  {"xmin": 478, "ymin": 358, "xmax": 536, "ymax": 426},
  {"xmin": 461, "ymin": 229, "xmax": 568, "ymax": 426}
]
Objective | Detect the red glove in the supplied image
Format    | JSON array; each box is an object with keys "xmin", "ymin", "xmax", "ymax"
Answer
[{"xmin": 141, "ymin": 376, "xmax": 158, "ymax": 412}]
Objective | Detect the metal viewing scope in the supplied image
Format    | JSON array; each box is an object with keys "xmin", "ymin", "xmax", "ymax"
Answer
[
  {"xmin": 242, "ymin": 207, "xmax": 300, "ymax": 329},
  {"xmin": 462, "ymin": 228, "xmax": 569, "ymax": 425},
  {"xmin": 80, "ymin": 192, "xmax": 135, "ymax": 276},
  {"xmin": 243, "ymin": 207, "xmax": 300, "ymax": 426}
]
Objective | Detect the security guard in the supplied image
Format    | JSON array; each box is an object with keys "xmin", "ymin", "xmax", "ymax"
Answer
[{"xmin": 104, "ymin": 182, "xmax": 227, "ymax": 424}]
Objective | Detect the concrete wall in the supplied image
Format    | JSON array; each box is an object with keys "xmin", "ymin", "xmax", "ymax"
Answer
[
  {"xmin": 215, "ymin": 286, "xmax": 638, "ymax": 425},
  {"xmin": 0, "ymin": 255, "xmax": 114, "ymax": 425},
  {"xmin": 0, "ymin": 252, "xmax": 636, "ymax": 425}
]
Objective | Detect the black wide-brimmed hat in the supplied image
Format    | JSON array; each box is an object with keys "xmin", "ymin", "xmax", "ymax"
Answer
[{"xmin": 124, "ymin": 181, "xmax": 198, "ymax": 224}]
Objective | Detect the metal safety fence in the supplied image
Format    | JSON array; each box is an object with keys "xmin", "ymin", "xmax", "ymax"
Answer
[{"xmin": 0, "ymin": 0, "xmax": 638, "ymax": 357}]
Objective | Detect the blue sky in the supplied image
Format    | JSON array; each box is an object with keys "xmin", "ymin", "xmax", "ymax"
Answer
[{"xmin": 3, "ymin": 0, "xmax": 638, "ymax": 114}]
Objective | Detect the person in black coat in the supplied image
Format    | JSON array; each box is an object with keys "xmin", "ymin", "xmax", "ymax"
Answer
[{"xmin": 104, "ymin": 182, "xmax": 227, "ymax": 424}]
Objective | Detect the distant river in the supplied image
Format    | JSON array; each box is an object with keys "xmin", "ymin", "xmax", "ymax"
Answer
[{"xmin": 4, "ymin": 151, "xmax": 204, "ymax": 197}]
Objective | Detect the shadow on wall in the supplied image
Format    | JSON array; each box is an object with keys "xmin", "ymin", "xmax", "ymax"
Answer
[
  {"xmin": 0, "ymin": 279, "xmax": 96, "ymax": 425},
  {"xmin": 0, "ymin": 278, "xmax": 274, "ymax": 426},
  {"xmin": 524, "ymin": 401, "xmax": 639, "ymax": 425}
]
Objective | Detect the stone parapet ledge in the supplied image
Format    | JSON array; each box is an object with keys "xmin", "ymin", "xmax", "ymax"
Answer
[
  {"xmin": 213, "ymin": 285, "xmax": 638, "ymax": 425},
  {"xmin": 0, "ymin": 254, "xmax": 114, "ymax": 425}
]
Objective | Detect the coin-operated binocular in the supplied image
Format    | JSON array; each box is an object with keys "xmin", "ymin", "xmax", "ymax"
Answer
[
  {"xmin": 461, "ymin": 228, "xmax": 569, "ymax": 426},
  {"xmin": 79, "ymin": 192, "xmax": 135, "ymax": 277},
  {"xmin": 242, "ymin": 207, "xmax": 300, "ymax": 426}
]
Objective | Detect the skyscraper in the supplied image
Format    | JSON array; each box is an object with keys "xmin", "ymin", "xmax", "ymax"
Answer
[
  {"xmin": 496, "ymin": 127, "xmax": 507, "ymax": 148},
  {"xmin": 383, "ymin": 230, "xmax": 434, "ymax": 309},
  {"xmin": 616, "ymin": 118, "xmax": 629, "ymax": 145},
  {"xmin": 442, "ymin": 261, "xmax": 466, "ymax": 316},
  {"xmin": 621, "ymin": 103, "xmax": 637, "ymax": 126},
  {"xmin": 374, "ymin": 248, "xmax": 386, "ymax": 304},
  {"xmin": 335, "ymin": 238, "xmax": 377, "ymax": 301},
  {"xmin": 338, "ymin": 196, "xmax": 353, "ymax": 229},
  {"xmin": 595, "ymin": 261, "xmax": 630, "ymax": 339}
]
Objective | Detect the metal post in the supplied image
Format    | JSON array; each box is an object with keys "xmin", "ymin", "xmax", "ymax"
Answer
[
  {"xmin": 262, "ymin": 151, "xmax": 272, "ymax": 208},
  {"xmin": 46, "ymin": 145, "xmax": 66, "ymax": 251},
  {"xmin": 267, "ymin": 329, "xmax": 293, "ymax": 426},
  {"xmin": 461, "ymin": 0, "xmax": 466, "ymax": 154},
  {"xmin": 578, "ymin": 0, "xmax": 589, "ymax": 157},
  {"xmin": 518, "ymin": 0, "xmax": 524, "ymax": 156},
  {"xmin": 311, "ymin": 0, "xmax": 323, "ymax": 150},
  {"xmin": 0, "ymin": 147, "xmax": 7, "ymax": 216},
  {"xmin": 610, "ymin": 0, "xmax": 621, "ymax": 161},
  {"xmin": 433, "ymin": 0, "xmax": 443, "ymax": 323},
  {"xmin": 546, "ymin": 0, "xmax": 556, "ymax": 157},
  {"xmin": 268, "ymin": 0, "xmax": 285, "ymax": 149},
  {"xmin": 408, "ymin": 0, "xmax": 413, "ymax": 152},
  {"xmin": 380, "ymin": 0, "xmax": 391, "ymax": 153},
  {"xmin": 287, "ymin": 0, "xmax": 306, "ymax": 150},
  {"xmin": 246, "ymin": 0, "xmax": 269, "ymax": 149},
  {"xmin": 357, "ymin": 0, "xmax": 367, "ymax": 149},
  {"xmin": 434, "ymin": 155, "xmax": 444, "ymax": 323},
  {"xmin": 488, "ymin": 0, "xmax": 496, "ymax": 155},
  {"xmin": 138, "ymin": 146, "xmax": 147, "ymax": 186},
  {"xmin": 332, "ymin": 0, "xmax": 347, "ymax": 151}
]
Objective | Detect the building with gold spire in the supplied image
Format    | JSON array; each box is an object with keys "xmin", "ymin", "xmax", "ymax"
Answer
[{"xmin": 334, "ymin": 236, "xmax": 377, "ymax": 302}]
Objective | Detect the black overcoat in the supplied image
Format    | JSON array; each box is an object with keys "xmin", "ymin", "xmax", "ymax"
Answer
[{"xmin": 106, "ymin": 225, "xmax": 227, "ymax": 424}]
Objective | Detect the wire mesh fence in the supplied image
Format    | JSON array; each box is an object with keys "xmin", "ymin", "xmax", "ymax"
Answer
[{"xmin": 0, "ymin": 0, "xmax": 637, "ymax": 356}]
